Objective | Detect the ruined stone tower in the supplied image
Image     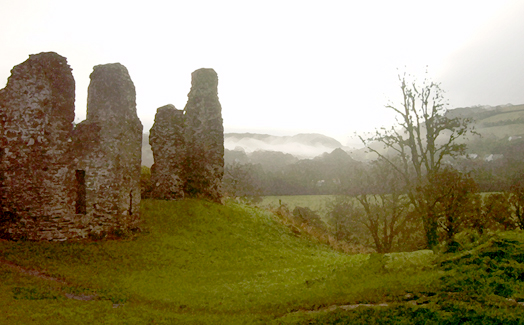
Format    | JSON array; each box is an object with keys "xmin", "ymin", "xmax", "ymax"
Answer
[
  {"xmin": 183, "ymin": 68, "xmax": 224, "ymax": 202},
  {"xmin": 149, "ymin": 68, "xmax": 224, "ymax": 202},
  {"xmin": 74, "ymin": 63, "xmax": 143, "ymax": 218},
  {"xmin": 0, "ymin": 54, "xmax": 142, "ymax": 240},
  {"xmin": 0, "ymin": 52, "xmax": 77, "ymax": 237},
  {"xmin": 149, "ymin": 104, "xmax": 185, "ymax": 200},
  {"xmin": 0, "ymin": 52, "xmax": 224, "ymax": 240}
]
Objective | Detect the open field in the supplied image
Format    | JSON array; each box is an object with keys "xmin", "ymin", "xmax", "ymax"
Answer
[
  {"xmin": 1, "ymin": 199, "xmax": 524, "ymax": 323},
  {"xmin": 497, "ymin": 104, "xmax": 524, "ymax": 113},
  {"xmin": 478, "ymin": 124, "xmax": 524, "ymax": 138},
  {"xmin": 259, "ymin": 195, "xmax": 334, "ymax": 216},
  {"xmin": 474, "ymin": 104, "xmax": 524, "ymax": 138},
  {"xmin": 480, "ymin": 110, "xmax": 524, "ymax": 125}
]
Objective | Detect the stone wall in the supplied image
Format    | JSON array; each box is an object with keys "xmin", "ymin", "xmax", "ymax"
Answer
[
  {"xmin": 149, "ymin": 68, "xmax": 224, "ymax": 202},
  {"xmin": 183, "ymin": 68, "xmax": 224, "ymax": 202},
  {"xmin": 0, "ymin": 53, "xmax": 224, "ymax": 240},
  {"xmin": 149, "ymin": 104, "xmax": 185, "ymax": 199},
  {"xmin": 0, "ymin": 52, "xmax": 77, "ymax": 232},
  {"xmin": 74, "ymin": 63, "xmax": 143, "ymax": 218},
  {"xmin": 0, "ymin": 54, "xmax": 142, "ymax": 241}
]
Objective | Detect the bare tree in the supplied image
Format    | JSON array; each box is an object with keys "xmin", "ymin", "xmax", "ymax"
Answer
[
  {"xmin": 327, "ymin": 158, "xmax": 423, "ymax": 253},
  {"xmin": 361, "ymin": 70, "xmax": 476, "ymax": 248}
]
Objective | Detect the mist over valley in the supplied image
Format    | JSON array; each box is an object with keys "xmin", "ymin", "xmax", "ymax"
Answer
[
  {"xmin": 141, "ymin": 103, "xmax": 524, "ymax": 168},
  {"xmin": 224, "ymin": 133, "xmax": 350, "ymax": 159}
]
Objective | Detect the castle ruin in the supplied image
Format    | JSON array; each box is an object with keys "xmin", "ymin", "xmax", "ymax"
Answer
[
  {"xmin": 73, "ymin": 63, "xmax": 143, "ymax": 221},
  {"xmin": 0, "ymin": 52, "xmax": 224, "ymax": 241},
  {"xmin": 149, "ymin": 68, "xmax": 224, "ymax": 203},
  {"xmin": 0, "ymin": 53, "xmax": 142, "ymax": 240},
  {"xmin": 149, "ymin": 104, "xmax": 185, "ymax": 200},
  {"xmin": 0, "ymin": 52, "xmax": 77, "ymax": 238}
]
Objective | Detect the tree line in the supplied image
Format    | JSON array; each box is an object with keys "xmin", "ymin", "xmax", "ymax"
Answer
[
  {"xmin": 140, "ymin": 70, "xmax": 524, "ymax": 252},
  {"xmin": 217, "ymin": 70, "xmax": 524, "ymax": 252}
]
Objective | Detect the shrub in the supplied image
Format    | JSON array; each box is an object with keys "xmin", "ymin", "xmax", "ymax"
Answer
[
  {"xmin": 469, "ymin": 192, "xmax": 516, "ymax": 233},
  {"xmin": 270, "ymin": 203, "xmax": 371, "ymax": 254},
  {"xmin": 326, "ymin": 196, "xmax": 424, "ymax": 253},
  {"xmin": 510, "ymin": 178, "xmax": 524, "ymax": 229},
  {"xmin": 415, "ymin": 168, "xmax": 479, "ymax": 245},
  {"xmin": 292, "ymin": 206, "xmax": 326, "ymax": 231},
  {"xmin": 325, "ymin": 196, "xmax": 366, "ymax": 243},
  {"xmin": 438, "ymin": 233, "xmax": 524, "ymax": 298}
]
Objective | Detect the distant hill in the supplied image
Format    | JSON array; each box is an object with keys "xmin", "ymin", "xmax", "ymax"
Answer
[
  {"xmin": 226, "ymin": 133, "xmax": 342, "ymax": 148},
  {"xmin": 463, "ymin": 103, "xmax": 524, "ymax": 139},
  {"xmin": 141, "ymin": 104, "xmax": 524, "ymax": 166},
  {"xmin": 456, "ymin": 103, "xmax": 524, "ymax": 156},
  {"xmin": 225, "ymin": 149, "xmax": 299, "ymax": 172},
  {"xmin": 225, "ymin": 133, "xmax": 347, "ymax": 159},
  {"xmin": 141, "ymin": 132, "xmax": 348, "ymax": 167},
  {"xmin": 349, "ymin": 103, "xmax": 524, "ymax": 161}
]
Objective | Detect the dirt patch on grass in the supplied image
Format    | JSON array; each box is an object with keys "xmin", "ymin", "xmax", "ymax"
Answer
[{"xmin": 0, "ymin": 259, "xmax": 97, "ymax": 301}]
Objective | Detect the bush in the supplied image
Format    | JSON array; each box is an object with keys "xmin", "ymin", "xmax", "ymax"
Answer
[
  {"xmin": 415, "ymin": 168, "xmax": 479, "ymax": 245},
  {"xmin": 438, "ymin": 232, "xmax": 524, "ymax": 298},
  {"xmin": 469, "ymin": 192, "xmax": 516, "ymax": 234},
  {"xmin": 326, "ymin": 196, "xmax": 424, "ymax": 253},
  {"xmin": 510, "ymin": 178, "xmax": 524, "ymax": 229},
  {"xmin": 326, "ymin": 196, "xmax": 368, "ymax": 245},
  {"xmin": 292, "ymin": 206, "xmax": 326, "ymax": 231}
]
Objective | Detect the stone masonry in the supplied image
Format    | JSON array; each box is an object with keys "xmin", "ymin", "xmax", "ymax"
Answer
[
  {"xmin": 0, "ymin": 52, "xmax": 77, "ymax": 238},
  {"xmin": 0, "ymin": 53, "xmax": 225, "ymax": 240},
  {"xmin": 74, "ymin": 63, "xmax": 143, "ymax": 218},
  {"xmin": 149, "ymin": 104, "xmax": 185, "ymax": 200},
  {"xmin": 183, "ymin": 68, "xmax": 224, "ymax": 202},
  {"xmin": 149, "ymin": 68, "xmax": 224, "ymax": 202},
  {"xmin": 0, "ymin": 53, "xmax": 142, "ymax": 240}
]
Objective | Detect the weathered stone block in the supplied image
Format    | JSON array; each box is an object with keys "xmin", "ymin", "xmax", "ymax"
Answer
[
  {"xmin": 149, "ymin": 104, "xmax": 185, "ymax": 199},
  {"xmin": 0, "ymin": 52, "xmax": 76, "ymax": 226},
  {"xmin": 183, "ymin": 68, "xmax": 224, "ymax": 202},
  {"xmin": 74, "ymin": 63, "xmax": 143, "ymax": 218}
]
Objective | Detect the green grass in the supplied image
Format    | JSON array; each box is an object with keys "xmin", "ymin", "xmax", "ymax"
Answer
[
  {"xmin": 259, "ymin": 195, "xmax": 334, "ymax": 216},
  {"xmin": 480, "ymin": 110, "xmax": 524, "ymax": 125},
  {"xmin": 0, "ymin": 199, "xmax": 438, "ymax": 324},
  {"xmin": 3, "ymin": 199, "xmax": 524, "ymax": 324},
  {"xmin": 474, "ymin": 104, "xmax": 524, "ymax": 138},
  {"xmin": 478, "ymin": 124, "xmax": 524, "ymax": 138},
  {"xmin": 279, "ymin": 231, "xmax": 524, "ymax": 324}
]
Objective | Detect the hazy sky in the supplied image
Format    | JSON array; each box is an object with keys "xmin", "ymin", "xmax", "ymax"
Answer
[{"xmin": 1, "ymin": 0, "xmax": 523, "ymax": 145}]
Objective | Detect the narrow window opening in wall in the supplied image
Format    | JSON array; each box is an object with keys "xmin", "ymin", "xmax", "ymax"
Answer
[
  {"xmin": 129, "ymin": 190, "xmax": 133, "ymax": 216},
  {"xmin": 75, "ymin": 170, "xmax": 86, "ymax": 214}
]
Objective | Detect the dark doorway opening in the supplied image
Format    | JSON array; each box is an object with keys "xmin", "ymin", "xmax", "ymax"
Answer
[
  {"xmin": 129, "ymin": 190, "xmax": 133, "ymax": 216},
  {"xmin": 75, "ymin": 170, "xmax": 86, "ymax": 214}
]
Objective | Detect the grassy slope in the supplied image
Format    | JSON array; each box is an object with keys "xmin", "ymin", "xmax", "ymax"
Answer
[
  {"xmin": 0, "ymin": 199, "xmax": 436, "ymax": 324},
  {"xmin": 475, "ymin": 105, "xmax": 524, "ymax": 138},
  {"xmin": 285, "ymin": 231, "xmax": 524, "ymax": 324},
  {"xmin": 480, "ymin": 110, "xmax": 524, "ymax": 125}
]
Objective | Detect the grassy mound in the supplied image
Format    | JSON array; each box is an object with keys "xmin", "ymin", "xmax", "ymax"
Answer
[
  {"xmin": 282, "ymin": 231, "xmax": 524, "ymax": 324},
  {"xmin": 0, "ymin": 199, "xmax": 438, "ymax": 323}
]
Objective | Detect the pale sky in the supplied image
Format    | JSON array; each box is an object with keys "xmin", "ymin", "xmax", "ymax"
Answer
[{"xmin": 1, "ymin": 0, "xmax": 523, "ymax": 145}]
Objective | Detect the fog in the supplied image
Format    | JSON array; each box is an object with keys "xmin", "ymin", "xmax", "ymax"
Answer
[
  {"xmin": 2, "ymin": 1, "xmax": 523, "ymax": 144},
  {"xmin": 224, "ymin": 134, "xmax": 350, "ymax": 159}
]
